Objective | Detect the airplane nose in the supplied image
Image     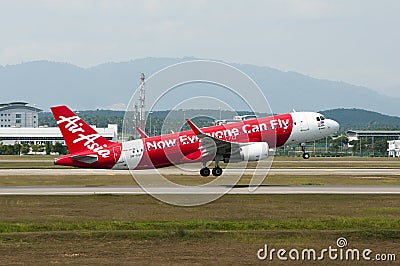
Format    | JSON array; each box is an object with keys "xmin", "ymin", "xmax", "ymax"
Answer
[
  {"xmin": 333, "ymin": 120, "xmax": 340, "ymax": 132},
  {"xmin": 327, "ymin": 119, "xmax": 340, "ymax": 133}
]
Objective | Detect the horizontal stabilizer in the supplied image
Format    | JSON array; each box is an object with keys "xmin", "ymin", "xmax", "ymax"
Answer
[{"xmin": 70, "ymin": 154, "xmax": 98, "ymax": 164}]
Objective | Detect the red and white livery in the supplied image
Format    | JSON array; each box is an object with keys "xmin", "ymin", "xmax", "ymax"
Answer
[{"xmin": 51, "ymin": 106, "xmax": 339, "ymax": 176}]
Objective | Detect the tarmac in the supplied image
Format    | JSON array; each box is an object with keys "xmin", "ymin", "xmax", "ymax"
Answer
[
  {"xmin": 0, "ymin": 185, "xmax": 399, "ymax": 195},
  {"xmin": 0, "ymin": 167, "xmax": 399, "ymax": 176},
  {"xmin": 0, "ymin": 164, "xmax": 399, "ymax": 195}
]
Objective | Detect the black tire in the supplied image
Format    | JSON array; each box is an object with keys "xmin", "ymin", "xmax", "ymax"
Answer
[
  {"xmin": 212, "ymin": 167, "xmax": 223, "ymax": 176},
  {"xmin": 200, "ymin": 167, "xmax": 211, "ymax": 177},
  {"xmin": 302, "ymin": 152, "xmax": 310, "ymax": 159}
]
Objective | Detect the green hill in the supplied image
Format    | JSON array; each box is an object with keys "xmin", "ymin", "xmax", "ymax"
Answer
[{"xmin": 321, "ymin": 108, "xmax": 400, "ymax": 131}]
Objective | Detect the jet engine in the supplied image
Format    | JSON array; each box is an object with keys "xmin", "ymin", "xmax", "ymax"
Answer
[
  {"xmin": 222, "ymin": 142, "xmax": 269, "ymax": 163},
  {"xmin": 240, "ymin": 142, "xmax": 269, "ymax": 161}
]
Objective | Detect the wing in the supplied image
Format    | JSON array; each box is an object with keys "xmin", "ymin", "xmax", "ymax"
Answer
[{"xmin": 186, "ymin": 119, "xmax": 247, "ymax": 160}]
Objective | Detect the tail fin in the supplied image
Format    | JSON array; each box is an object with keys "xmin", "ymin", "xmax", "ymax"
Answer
[{"xmin": 51, "ymin": 105, "xmax": 114, "ymax": 156}]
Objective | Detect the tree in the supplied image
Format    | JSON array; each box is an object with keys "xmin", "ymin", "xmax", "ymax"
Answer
[
  {"xmin": 53, "ymin": 142, "xmax": 68, "ymax": 155},
  {"xmin": 45, "ymin": 142, "xmax": 52, "ymax": 155},
  {"xmin": 329, "ymin": 136, "xmax": 349, "ymax": 152},
  {"xmin": 4, "ymin": 145, "xmax": 15, "ymax": 155},
  {"xmin": 31, "ymin": 144, "xmax": 44, "ymax": 155},
  {"xmin": 21, "ymin": 144, "xmax": 30, "ymax": 155},
  {"xmin": 13, "ymin": 143, "xmax": 21, "ymax": 155},
  {"xmin": 374, "ymin": 138, "xmax": 390, "ymax": 156},
  {"xmin": 0, "ymin": 143, "xmax": 4, "ymax": 155}
]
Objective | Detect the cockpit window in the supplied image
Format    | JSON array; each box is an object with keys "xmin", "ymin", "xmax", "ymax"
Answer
[
  {"xmin": 320, "ymin": 116, "xmax": 325, "ymax": 120},
  {"xmin": 316, "ymin": 117, "xmax": 320, "ymax": 121}
]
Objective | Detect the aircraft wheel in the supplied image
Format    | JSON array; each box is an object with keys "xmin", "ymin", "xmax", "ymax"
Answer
[
  {"xmin": 212, "ymin": 167, "xmax": 223, "ymax": 176},
  {"xmin": 302, "ymin": 152, "xmax": 310, "ymax": 159},
  {"xmin": 200, "ymin": 167, "xmax": 211, "ymax": 177}
]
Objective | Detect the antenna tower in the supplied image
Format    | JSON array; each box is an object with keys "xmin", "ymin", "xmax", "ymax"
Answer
[
  {"xmin": 139, "ymin": 73, "xmax": 146, "ymax": 130},
  {"xmin": 134, "ymin": 103, "xmax": 139, "ymax": 138}
]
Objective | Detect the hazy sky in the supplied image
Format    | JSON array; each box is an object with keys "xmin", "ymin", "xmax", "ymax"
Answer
[{"xmin": 0, "ymin": 0, "xmax": 399, "ymax": 92}]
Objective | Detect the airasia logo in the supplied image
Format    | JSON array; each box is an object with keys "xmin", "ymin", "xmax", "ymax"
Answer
[{"xmin": 57, "ymin": 115, "xmax": 111, "ymax": 158}]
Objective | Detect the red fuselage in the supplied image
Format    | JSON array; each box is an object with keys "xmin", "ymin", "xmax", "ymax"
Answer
[{"xmin": 52, "ymin": 106, "xmax": 339, "ymax": 171}]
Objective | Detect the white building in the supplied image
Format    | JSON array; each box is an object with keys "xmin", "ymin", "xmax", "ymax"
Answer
[
  {"xmin": 0, "ymin": 124, "xmax": 118, "ymax": 145},
  {"xmin": 215, "ymin": 114, "xmax": 258, "ymax": 125},
  {"xmin": 0, "ymin": 102, "xmax": 42, "ymax": 128},
  {"xmin": 347, "ymin": 130, "xmax": 400, "ymax": 142},
  {"xmin": 387, "ymin": 140, "xmax": 400, "ymax": 157}
]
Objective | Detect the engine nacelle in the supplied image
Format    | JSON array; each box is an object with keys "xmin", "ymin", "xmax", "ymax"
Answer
[{"xmin": 240, "ymin": 142, "xmax": 269, "ymax": 161}]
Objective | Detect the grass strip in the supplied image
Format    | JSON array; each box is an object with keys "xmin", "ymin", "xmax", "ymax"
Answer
[{"xmin": 1, "ymin": 217, "xmax": 399, "ymax": 233}]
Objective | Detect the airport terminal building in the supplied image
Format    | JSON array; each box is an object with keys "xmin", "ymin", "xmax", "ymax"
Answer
[
  {"xmin": 0, "ymin": 102, "xmax": 118, "ymax": 145},
  {"xmin": 0, "ymin": 102, "xmax": 42, "ymax": 128},
  {"xmin": 0, "ymin": 124, "xmax": 118, "ymax": 146}
]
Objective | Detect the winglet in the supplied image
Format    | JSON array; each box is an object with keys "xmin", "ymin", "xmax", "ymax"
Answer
[
  {"xmin": 186, "ymin": 119, "xmax": 204, "ymax": 135},
  {"xmin": 135, "ymin": 127, "xmax": 149, "ymax": 138}
]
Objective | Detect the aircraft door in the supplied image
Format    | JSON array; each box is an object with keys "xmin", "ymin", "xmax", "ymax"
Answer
[
  {"xmin": 113, "ymin": 146, "xmax": 122, "ymax": 162},
  {"xmin": 300, "ymin": 114, "xmax": 310, "ymax": 131}
]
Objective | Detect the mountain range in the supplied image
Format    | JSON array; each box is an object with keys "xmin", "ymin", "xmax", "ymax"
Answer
[{"xmin": 1, "ymin": 57, "xmax": 399, "ymax": 116}]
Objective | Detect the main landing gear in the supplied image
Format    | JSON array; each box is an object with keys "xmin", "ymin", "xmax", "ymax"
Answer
[
  {"xmin": 300, "ymin": 143, "xmax": 310, "ymax": 159},
  {"xmin": 200, "ymin": 166, "xmax": 223, "ymax": 177},
  {"xmin": 200, "ymin": 166, "xmax": 211, "ymax": 177},
  {"xmin": 200, "ymin": 157, "xmax": 223, "ymax": 177},
  {"xmin": 212, "ymin": 166, "xmax": 223, "ymax": 176}
]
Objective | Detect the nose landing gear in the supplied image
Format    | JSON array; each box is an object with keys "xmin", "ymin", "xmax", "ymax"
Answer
[{"xmin": 300, "ymin": 143, "xmax": 310, "ymax": 159}]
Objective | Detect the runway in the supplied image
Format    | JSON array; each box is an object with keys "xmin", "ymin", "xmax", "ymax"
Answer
[
  {"xmin": 1, "ymin": 165, "xmax": 399, "ymax": 195},
  {"xmin": 0, "ymin": 185, "xmax": 400, "ymax": 195},
  {"xmin": 0, "ymin": 167, "xmax": 399, "ymax": 176}
]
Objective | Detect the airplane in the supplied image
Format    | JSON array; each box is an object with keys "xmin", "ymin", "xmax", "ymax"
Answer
[{"xmin": 51, "ymin": 105, "xmax": 339, "ymax": 176}]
